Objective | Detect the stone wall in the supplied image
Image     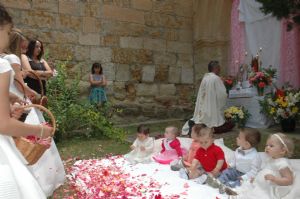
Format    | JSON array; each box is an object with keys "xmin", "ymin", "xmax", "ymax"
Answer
[{"xmin": 2, "ymin": 0, "xmax": 230, "ymax": 121}]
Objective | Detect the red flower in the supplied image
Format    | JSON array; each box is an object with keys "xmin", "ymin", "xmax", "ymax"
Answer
[
  {"xmin": 258, "ymin": 82, "xmax": 265, "ymax": 88},
  {"xmin": 276, "ymin": 89, "xmax": 285, "ymax": 97},
  {"xmin": 155, "ymin": 194, "xmax": 162, "ymax": 199}
]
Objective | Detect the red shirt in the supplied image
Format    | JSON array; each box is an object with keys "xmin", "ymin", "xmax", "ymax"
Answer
[
  {"xmin": 194, "ymin": 143, "xmax": 227, "ymax": 172},
  {"xmin": 161, "ymin": 138, "xmax": 183, "ymax": 156}
]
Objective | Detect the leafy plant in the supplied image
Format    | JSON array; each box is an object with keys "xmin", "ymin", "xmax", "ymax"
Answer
[{"xmin": 46, "ymin": 60, "xmax": 126, "ymax": 142}]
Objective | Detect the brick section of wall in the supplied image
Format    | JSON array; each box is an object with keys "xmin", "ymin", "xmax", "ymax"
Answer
[{"xmin": 2, "ymin": 0, "xmax": 195, "ymax": 119}]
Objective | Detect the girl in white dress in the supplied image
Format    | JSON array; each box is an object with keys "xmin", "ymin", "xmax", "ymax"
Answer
[
  {"xmin": 236, "ymin": 133, "xmax": 295, "ymax": 199},
  {"xmin": 125, "ymin": 124, "xmax": 154, "ymax": 164},
  {"xmin": 0, "ymin": 4, "xmax": 53, "ymax": 198},
  {"xmin": 4, "ymin": 28, "xmax": 65, "ymax": 197}
]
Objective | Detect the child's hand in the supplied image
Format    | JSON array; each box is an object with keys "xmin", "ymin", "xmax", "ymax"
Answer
[
  {"xmin": 210, "ymin": 169, "xmax": 220, "ymax": 177},
  {"xmin": 264, "ymin": 174, "xmax": 275, "ymax": 182},
  {"xmin": 140, "ymin": 146, "xmax": 145, "ymax": 151},
  {"xmin": 130, "ymin": 145, "xmax": 135, "ymax": 150}
]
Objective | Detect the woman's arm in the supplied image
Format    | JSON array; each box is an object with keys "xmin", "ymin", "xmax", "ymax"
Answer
[
  {"xmin": 39, "ymin": 59, "xmax": 53, "ymax": 80},
  {"xmin": 89, "ymin": 74, "xmax": 102, "ymax": 86},
  {"xmin": 0, "ymin": 71, "xmax": 53, "ymax": 138}
]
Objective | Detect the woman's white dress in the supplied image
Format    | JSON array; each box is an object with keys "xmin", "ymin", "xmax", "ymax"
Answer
[
  {"xmin": 125, "ymin": 137, "xmax": 154, "ymax": 163},
  {"xmin": 3, "ymin": 54, "xmax": 66, "ymax": 196},
  {"xmin": 236, "ymin": 157, "xmax": 294, "ymax": 199},
  {"xmin": 0, "ymin": 58, "xmax": 46, "ymax": 199}
]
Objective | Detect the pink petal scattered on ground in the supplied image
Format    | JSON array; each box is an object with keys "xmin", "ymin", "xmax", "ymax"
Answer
[{"xmin": 183, "ymin": 183, "xmax": 189, "ymax": 189}]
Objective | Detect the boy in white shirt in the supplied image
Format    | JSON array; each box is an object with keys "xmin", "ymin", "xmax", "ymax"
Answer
[{"xmin": 218, "ymin": 128, "xmax": 261, "ymax": 188}]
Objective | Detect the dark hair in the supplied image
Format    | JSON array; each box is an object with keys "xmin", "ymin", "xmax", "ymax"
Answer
[
  {"xmin": 192, "ymin": 124, "xmax": 207, "ymax": 136},
  {"xmin": 137, "ymin": 124, "xmax": 150, "ymax": 135},
  {"xmin": 91, "ymin": 62, "xmax": 103, "ymax": 74},
  {"xmin": 208, "ymin": 60, "xmax": 220, "ymax": 72},
  {"xmin": 26, "ymin": 39, "xmax": 44, "ymax": 60},
  {"xmin": 240, "ymin": 128, "xmax": 261, "ymax": 147},
  {"xmin": 0, "ymin": 4, "xmax": 13, "ymax": 26}
]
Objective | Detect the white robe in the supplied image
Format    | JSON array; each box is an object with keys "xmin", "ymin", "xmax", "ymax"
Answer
[{"xmin": 193, "ymin": 72, "xmax": 227, "ymax": 128}]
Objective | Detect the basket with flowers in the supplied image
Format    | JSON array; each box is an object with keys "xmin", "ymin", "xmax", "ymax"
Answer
[
  {"xmin": 223, "ymin": 76, "xmax": 236, "ymax": 94},
  {"xmin": 248, "ymin": 71, "xmax": 272, "ymax": 96},
  {"xmin": 224, "ymin": 106, "xmax": 251, "ymax": 128},
  {"xmin": 259, "ymin": 87, "xmax": 300, "ymax": 132}
]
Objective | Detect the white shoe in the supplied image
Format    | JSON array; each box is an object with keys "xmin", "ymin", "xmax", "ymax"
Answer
[
  {"xmin": 179, "ymin": 168, "xmax": 189, "ymax": 180},
  {"xmin": 196, "ymin": 174, "xmax": 208, "ymax": 184}
]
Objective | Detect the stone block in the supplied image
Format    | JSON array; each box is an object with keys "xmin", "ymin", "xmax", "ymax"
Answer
[
  {"xmin": 102, "ymin": 5, "xmax": 145, "ymax": 24},
  {"xmin": 113, "ymin": 82, "xmax": 126, "ymax": 101},
  {"xmin": 58, "ymin": 14, "xmax": 81, "ymax": 31},
  {"xmin": 141, "ymin": 104, "xmax": 157, "ymax": 117},
  {"xmin": 181, "ymin": 67, "xmax": 194, "ymax": 84},
  {"xmin": 164, "ymin": 29, "xmax": 179, "ymax": 41},
  {"xmin": 177, "ymin": 53, "xmax": 193, "ymax": 68},
  {"xmin": 112, "ymin": 48, "xmax": 152, "ymax": 65},
  {"xmin": 167, "ymin": 41, "xmax": 193, "ymax": 54},
  {"xmin": 145, "ymin": 13, "xmax": 181, "ymax": 29},
  {"xmin": 136, "ymin": 83, "xmax": 158, "ymax": 96},
  {"xmin": 168, "ymin": 67, "xmax": 181, "ymax": 84},
  {"xmin": 78, "ymin": 80, "xmax": 90, "ymax": 96},
  {"xmin": 115, "ymin": 64, "xmax": 130, "ymax": 81},
  {"xmin": 79, "ymin": 33, "xmax": 100, "ymax": 46},
  {"xmin": 102, "ymin": 21, "xmax": 145, "ymax": 37},
  {"xmin": 82, "ymin": 2, "xmax": 101, "ymax": 17},
  {"xmin": 142, "ymin": 65, "xmax": 155, "ymax": 83},
  {"xmin": 90, "ymin": 47, "xmax": 112, "ymax": 63},
  {"xmin": 131, "ymin": 0, "xmax": 152, "ymax": 10},
  {"xmin": 103, "ymin": 0, "xmax": 131, "ymax": 8},
  {"xmin": 153, "ymin": 52, "xmax": 176, "ymax": 65},
  {"xmin": 74, "ymin": 46, "xmax": 90, "ymax": 61},
  {"xmin": 154, "ymin": 64, "xmax": 168, "ymax": 83},
  {"xmin": 83, "ymin": 17, "xmax": 101, "ymax": 33},
  {"xmin": 100, "ymin": 35, "xmax": 119, "ymax": 47},
  {"xmin": 2, "ymin": 0, "xmax": 31, "ymax": 10},
  {"xmin": 120, "ymin": 37, "xmax": 143, "ymax": 49},
  {"xmin": 32, "ymin": 0, "xmax": 58, "ymax": 12},
  {"xmin": 125, "ymin": 82, "xmax": 136, "ymax": 100},
  {"xmin": 47, "ymin": 44, "xmax": 74, "ymax": 60},
  {"xmin": 21, "ymin": 10, "xmax": 56, "ymax": 29},
  {"xmin": 159, "ymin": 84, "xmax": 176, "ymax": 95},
  {"xmin": 174, "ymin": 0, "xmax": 193, "ymax": 17},
  {"xmin": 154, "ymin": 96, "xmax": 177, "ymax": 108},
  {"xmin": 102, "ymin": 62, "xmax": 116, "ymax": 81},
  {"xmin": 58, "ymin": 1, "xmax": 81, "ymax": 16},
  {"xmin": 153, "ymin": 0, "xmax": 175, "ymax": 15},
  {"xmin": 176, "ymin": 84, "xmax": 195, "ymax": 104},
  {"xmin": 178, "ymin": 29, "xmax": 193, "ymax": 42},
  {"xmin": 130, "ymin": 65, "xmax": 142, "ymax": 82},
  {"xmin": 143, "ymin": 38, "xmax": 166, "ymax": 52},
  {"xmin": 51, "ymin": 31, "xmax": 78, "ymax": 44}
]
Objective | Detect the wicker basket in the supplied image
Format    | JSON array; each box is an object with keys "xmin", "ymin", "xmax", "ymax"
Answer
[
  {"xmin": 26, "ymin": 70, "xmax": 48, "ymax": 106},
  {"xmin": 14, "ymin": 104, "xmax": 56, "ymax": 165}
]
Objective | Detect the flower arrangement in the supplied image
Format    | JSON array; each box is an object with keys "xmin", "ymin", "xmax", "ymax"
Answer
[
  {"xmin": 259, "ymin": 88, "xmax": 300, "ymax": 124},
  {"xmin": 223, "ymin": 76, "xmax": 236, "ymax": 93},
  {"xmin": 248, "ymin": 71, "xmax": 272, "ymax": 96},
  {"xmin": 224, "ymin": 106, "xmax": 251, "ymax": 128}
]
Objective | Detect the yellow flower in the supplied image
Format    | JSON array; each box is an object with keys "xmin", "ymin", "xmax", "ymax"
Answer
[
  {"xmin": 292, "ymin": 107, "xmax": 299, "ymax": 114},
  {"xmin": 270, "ymin": 107, "xmax": 275, "ymax": 114}
]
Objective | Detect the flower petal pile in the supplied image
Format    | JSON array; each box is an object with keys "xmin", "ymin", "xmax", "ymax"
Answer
[{"xmin": 67, "ymin": 156, "xmax": 186, "ymax": 199}]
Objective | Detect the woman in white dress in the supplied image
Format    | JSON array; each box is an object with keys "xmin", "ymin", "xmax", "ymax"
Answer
[
  {"xmin": 0, "ymin": 4, "xmax": 53, "ymax": 198},
  {"xmin": 236, "ymin": 133, "xmax": 295, "ymax": 199},
  {"xmin": 4, "ymin": 28, "xmax": 66, "ymax": 197}
]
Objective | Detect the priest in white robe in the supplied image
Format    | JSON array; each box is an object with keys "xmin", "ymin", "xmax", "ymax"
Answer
[{"xmin": 182, "ymin": 61, "xmax": 228, "ymax": 135}]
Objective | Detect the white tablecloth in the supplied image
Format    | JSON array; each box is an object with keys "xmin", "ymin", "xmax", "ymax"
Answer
[{"xmin": 226, "ymin": 96, "xmax": 273, "ymax": 128}]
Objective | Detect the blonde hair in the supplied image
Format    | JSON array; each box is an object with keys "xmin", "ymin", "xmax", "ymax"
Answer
[
  {"xmin": 270, "ymin": 133, "xmax": 294, "ymax": 157},
  {"xmin": 7, "ymin": 28, "xmax": 27, "ymax": 59},
  {"xmin": 166, "ymin": 126, "xmax": 179, "ymax": 136},
  {"xmin": 194, "ymin": 127, "xmax": 213, "ymax": 138}
]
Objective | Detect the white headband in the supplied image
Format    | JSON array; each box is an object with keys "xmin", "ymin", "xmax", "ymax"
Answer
[{"xmin": 273, "ymin": 134, "xmax": 289, "ymax": 153}]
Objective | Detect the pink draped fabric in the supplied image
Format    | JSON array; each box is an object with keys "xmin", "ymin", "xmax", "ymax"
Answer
[
  {"xmin": 229, "ymin": 0, "xmax": 246, "ymax": 76},
  {"xmin": 279, "ymin": 21, "xmax": 300, "ymax": 88}
]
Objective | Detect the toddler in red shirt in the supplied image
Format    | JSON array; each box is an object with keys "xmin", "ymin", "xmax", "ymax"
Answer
[
  {"xmin": 153, "ymin": 126, "xmax": 186, "ymax": 164},
  {"xmin": 179, "ymin": 126, "xmax": 227, "ymax": 184}
]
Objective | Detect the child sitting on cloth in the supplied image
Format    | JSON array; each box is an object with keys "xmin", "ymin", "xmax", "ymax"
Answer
[
  {"xmin": 179, "ymin": 127, "xmax": 227, "ymax": 184},
  {"xmin": 124, "ymin": 124, "xmax": 154, "ymax": 164},
  {"xmin": 218, "ymin": 128, "xmax": 261, "ymax": 190},
  {"xmin": 234, "ymin": 133, "xmax": 295, "ymax": 199},
  {"xmin": 153, "ymin": 126, "xmax": 186, "ymax": 164},
  {"xmin": 170, "ymin": 124, "xmax": 205, "ymax": 171}
]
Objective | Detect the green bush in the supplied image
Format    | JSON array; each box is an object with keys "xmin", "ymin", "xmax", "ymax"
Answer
[{"xmin": 46, "ymin": 60, "xmax": 126, "ymax": 142}]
